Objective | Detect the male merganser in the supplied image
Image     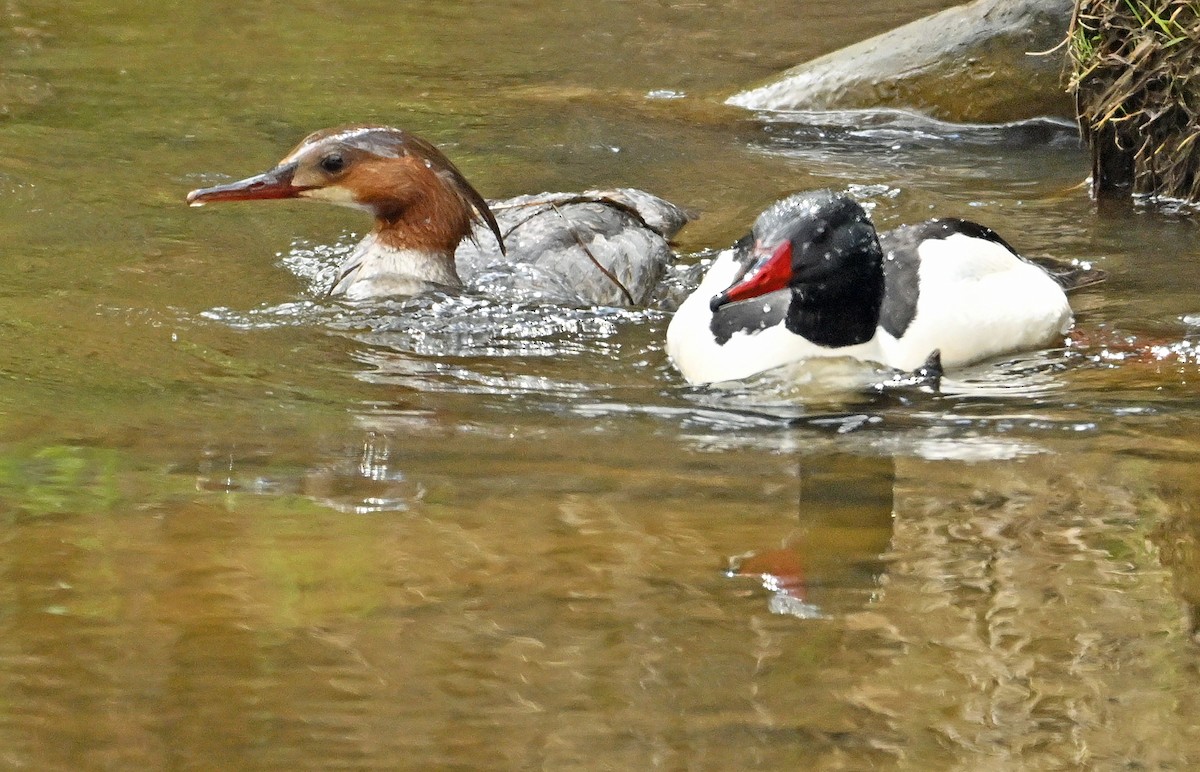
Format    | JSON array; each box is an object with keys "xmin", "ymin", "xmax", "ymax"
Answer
[
  {"xmin": 666, "ymin": 190, "xmax": 1078, "ymax": 384},
  {"xmin": 186, "ymin": 125, "xmax": 689, "ymax": 307}
]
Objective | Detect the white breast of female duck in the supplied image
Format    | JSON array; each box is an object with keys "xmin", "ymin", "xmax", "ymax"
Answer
[
  {"xmin": 875, "ymin": 233, "xmax": 1072, "ymax": 371},
  {"xmin": 665, "ymin": 248, "xmax": 883, "ymax": 385},
  {"xmin": 330, "ymin": 232, "xmax": 461, "ymax": 300}
]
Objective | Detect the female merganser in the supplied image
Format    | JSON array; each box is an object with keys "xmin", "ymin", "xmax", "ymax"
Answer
[
  {"xmin": 186, "ymin": 125, "xmax": 689, "ymax": 307},
  {"xmin": 666, "ymin": 190, "xmax": 1077, "ymax": 384}
]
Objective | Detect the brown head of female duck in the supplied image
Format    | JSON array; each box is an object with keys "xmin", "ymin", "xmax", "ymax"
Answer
[{"xmin": 187, "ymin": 125, "xmax": 505, "ymax": 299}]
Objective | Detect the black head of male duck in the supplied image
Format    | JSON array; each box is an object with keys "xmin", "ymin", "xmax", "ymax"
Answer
[{"xmin": 709, "ymin": 191, "xmax": 887, "ymax": 348}]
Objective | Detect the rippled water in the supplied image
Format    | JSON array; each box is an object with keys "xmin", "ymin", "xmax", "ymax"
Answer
[{"xmin": 3, "ymin": 0, "xmax": 1200, "ymax": 769}]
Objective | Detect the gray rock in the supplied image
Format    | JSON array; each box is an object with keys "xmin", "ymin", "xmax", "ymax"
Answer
[{"xmin": 728, "ymin": 0, "xmax": 1074, "ymax": 124}]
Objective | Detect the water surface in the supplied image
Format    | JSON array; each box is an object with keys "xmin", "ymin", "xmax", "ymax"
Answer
[{"xmin": 1, "ymin": 0, "xmax": 1200, "ymax": 769}]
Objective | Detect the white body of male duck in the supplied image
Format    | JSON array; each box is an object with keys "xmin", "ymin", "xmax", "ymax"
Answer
[
  {"xmin": 186, "ymin": 125, "xmax": 689, "ymax": 307},
  {"xmin": 666, "ymin": 190, "xmax": 1075, "ymax": 384}
]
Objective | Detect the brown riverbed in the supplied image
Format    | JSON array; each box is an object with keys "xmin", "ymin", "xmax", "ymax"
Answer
[{"xmin": 1, "ymin": 0, "xmax": 1199, "ymax": 768}]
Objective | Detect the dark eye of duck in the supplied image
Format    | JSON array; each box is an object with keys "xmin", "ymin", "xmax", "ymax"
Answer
[{"xmin": 318, "ymin": 153, "xmax": 346, "ymax": 174}]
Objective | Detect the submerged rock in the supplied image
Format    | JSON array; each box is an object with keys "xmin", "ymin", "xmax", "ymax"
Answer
[{"xmin": 728, "ymin": 0, "xmax": 1074, "ymax": 124}]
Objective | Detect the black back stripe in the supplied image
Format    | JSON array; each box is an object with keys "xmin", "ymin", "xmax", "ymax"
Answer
[
  {"xmin": 876, "ymin": 226, "xmax": 923, "ymax": 339},
  {"xmin": 901, "ymin": 218, "xmax": 1018, "ymax": 253},
  {"xmin": 875, "ymin": 218, "xmax": 1018, "ymax": 339}
]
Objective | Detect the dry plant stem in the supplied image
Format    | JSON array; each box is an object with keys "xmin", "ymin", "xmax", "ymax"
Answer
[{"xmin": 550, "ymin": 204, "xmax": 635, "ymax": 306}]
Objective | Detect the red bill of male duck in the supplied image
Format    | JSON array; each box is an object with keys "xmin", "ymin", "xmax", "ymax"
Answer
[
  {"xmin": 186, "ymin": 125, "xmax": 690, "ymax": 307},
  {"xmin": 666, "ymin": 190, "xmax": 1101, "ymax": 385}
]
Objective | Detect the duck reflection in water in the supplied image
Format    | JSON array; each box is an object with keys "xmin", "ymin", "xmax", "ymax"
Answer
[{"xmin": 728, "ymin": 453, "xmax": 896, "ymax": 619}]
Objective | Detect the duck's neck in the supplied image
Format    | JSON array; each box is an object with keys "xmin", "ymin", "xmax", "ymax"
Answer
[
  {"xmin": 330, "ymin": 229, "xmax": 462, "ymax": 300},
  {"xmin": 785, "ymin": 258, "xmax": 884, "ymax": 348},
  {"xmin": 329, "ymin": 182, "xmax": 476, "ymax": 299}
]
